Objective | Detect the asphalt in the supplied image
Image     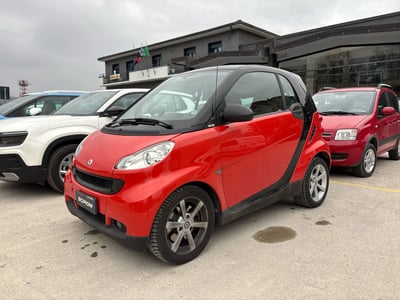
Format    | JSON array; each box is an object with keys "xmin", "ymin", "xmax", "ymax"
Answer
[{"xmin": 0, "ymin": 154, "xmax": 399, "ymax": 299}]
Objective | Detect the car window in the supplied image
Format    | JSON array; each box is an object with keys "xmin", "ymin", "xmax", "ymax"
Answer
[
  {"xmin": 5, "ymin": 95, "xmax": 76, "ymax": 116},
  {"xmin": 55, "ymin": 91, "xmax": 118, "ymax": 115},
  {"xmin": 314, "ymin": 91, "xmax": 375, "ymax": 115},
  {"xmin": 111, "ymin": 93, "xmax": 144, "ymax": 110},
  {"xmin": 385, "ymin": 92, "xmax": 399, "ymax": 112},
  {"xmin": 224, "ymin": 72, "xmax": 284, "ymax": 116},
  {"xmin": 278, "ymin": 75, "xmax": 299, "ymax": 108},
  {"xmin": 8, "ymin": 98, "xmax": 47, "ymax": 116},
  {"xmin": 0, "ymin": 95, "xmax": 37, "ymax": 114}
]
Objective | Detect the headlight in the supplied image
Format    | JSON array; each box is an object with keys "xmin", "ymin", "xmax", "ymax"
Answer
[
  {"xmin": 335, "ymin": 129, "xmax": 358, "ymax": 140},
  {"xmin": 115, "ymin": 141, "xmax": 174, "ymax": 170},
  {"xmin": 0, "ymin": 131, "xmax": 28, "ymax": 147},
  {"xmin": 74, "ymin": 136, "xmax": 88, "ymax": 157}
]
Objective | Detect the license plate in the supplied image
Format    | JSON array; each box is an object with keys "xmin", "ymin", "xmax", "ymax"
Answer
[{"xmin": 76, "ymin": 191, "xmax": 98, "ymax": 215}]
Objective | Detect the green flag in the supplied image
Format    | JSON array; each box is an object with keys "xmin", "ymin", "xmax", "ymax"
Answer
[{"xmin": 140, "ymin": 46, "xmax": 150, "ymax": 57}]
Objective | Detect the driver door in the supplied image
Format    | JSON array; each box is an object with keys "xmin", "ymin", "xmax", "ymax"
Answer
[{"xmin": 219, "ymin": 72, "xmax": 304, "ymax": 207}]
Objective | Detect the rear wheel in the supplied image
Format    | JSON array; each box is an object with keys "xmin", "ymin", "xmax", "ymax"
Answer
[
  {"xmin": 388, "ymin": 138, "xmax": 400, "ymax": 160},
  {"xmin": 353, "ymin": 144, "xmax": 376, "ymax": 177},
  {"xmin": 47, "ymin": 144, "xmax": 77, "ymax": 193},
  {"xmin": 148, "ymin": 185, "xmax": 214, "ymax": 265},
  {"xmin": 294, "ymin": 157, "xmax": 329, "ymax": 208}
]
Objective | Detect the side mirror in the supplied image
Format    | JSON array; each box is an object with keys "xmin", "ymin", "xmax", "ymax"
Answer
[
  {"xmin": 29, "ymin": 107, "xmax": 42, "ymax": 116},
  {"xmin": 101, "ymin": 106, "xmax": 125, "ymax": 117},
  {"xmin": 382, "ymin": 107, "xmax": 395, "ymax": 115},
  {"xmin": 223, "ymin": 104, "xmax": 253, "ymax": 122}
]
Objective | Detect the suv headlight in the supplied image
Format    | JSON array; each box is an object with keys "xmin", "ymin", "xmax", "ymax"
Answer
[
  {"xmin": 335, "ymin": 129, "xmax": 358, "ymax": 140},
  {"xmin": 115, "ymin": 141, "xmax": 174, "ymax": 170},
  {"xmin": 0, "ymin": 131, "xmax": 28, "ymax": 147}
]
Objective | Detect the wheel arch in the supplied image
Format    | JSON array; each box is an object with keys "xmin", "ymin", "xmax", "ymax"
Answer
[
  {"xmin": 315, "ymin": 150, "xmax": 331, "ymax": 169},
  {"xmin": 367, "ymin": 135, "xmax": 378, "ymax": 150},
  {"xmin": 170, "ymin": 181, "xmax": 222, "ymax": 226},
  {"xmin": 42, "ymin": 135, "xmax": 87, "ymax": 167}
]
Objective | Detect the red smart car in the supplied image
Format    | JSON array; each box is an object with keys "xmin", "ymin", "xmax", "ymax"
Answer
[
  {"xmin": 314, "ymin": 84, "xmax": 400, "ymax": 177},
  {"xmin": 65, "ymin": 65, "xmax": 331, "ymax": 264}
]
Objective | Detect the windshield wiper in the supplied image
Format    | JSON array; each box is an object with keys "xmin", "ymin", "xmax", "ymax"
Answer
[
  {"xmin": 107, "ymin": 118, "xmax": 173, "ymax": 129},
  {"xmin": 319, "ymin": 111, "xmax": 358, "ymax": 116}
]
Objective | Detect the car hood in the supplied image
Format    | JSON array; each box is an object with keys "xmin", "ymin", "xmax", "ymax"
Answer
[
  {"xmin": 320, "ymin": 115, "xmax": 368, "ymax": 131},
  {"xmin": 74, "ymin": 130, "xmax": 180, "ymax": 177},
  {"xmin": 0, "ymin": 115, "xmax": 107, "ymax": 132}
]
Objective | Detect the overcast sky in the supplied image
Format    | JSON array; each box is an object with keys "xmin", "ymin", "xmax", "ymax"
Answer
[{"xmin": 1, "ymin": 0, "xmax": 400, "ymax": 97}]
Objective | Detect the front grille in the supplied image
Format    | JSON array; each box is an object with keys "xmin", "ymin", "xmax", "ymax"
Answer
[{"xmin": 73, "ymin": 167, "xmax": 124, "ymax": 194}]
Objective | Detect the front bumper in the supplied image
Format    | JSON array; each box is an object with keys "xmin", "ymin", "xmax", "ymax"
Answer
[
  {"xmin": 0, "ymin": 154, "xmax": 47, "ymax": 184},
  {"xmin": 65, "ymin": 198, "xmax": 148, "ymax": 251},
  {"xmin": 326, "ymin": 140, "xmax": 365, "ymax": 167},
  {"xmin": 64, "ymin": 167, "xmax": 155, "ymax": 252}
]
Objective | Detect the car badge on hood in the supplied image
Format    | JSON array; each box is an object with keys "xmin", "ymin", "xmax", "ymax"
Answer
[{"xmin": 87, "ymin": 159, "xmax": 93, "ymax": 166}]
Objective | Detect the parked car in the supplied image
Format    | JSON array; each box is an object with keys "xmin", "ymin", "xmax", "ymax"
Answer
[
  {"xmin": 0, "ymin": 90, "xmax": 85, "ymax": 119},
  {"xmin": 0, "ymin": 99, "xmax": 12, "ymax": 106},
  {"xmin": 313, "ymin": 84, "xmax": 400, "ymax": 177},
  {"xmin": 0, "ymin": 88, "xmax": 148, "ymax": 192},
  {"xmin": 64, "ymin": 65, "xmax": 331, "ymax": 265}
]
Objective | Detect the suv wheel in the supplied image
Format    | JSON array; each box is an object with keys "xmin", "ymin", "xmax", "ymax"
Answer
[
  {"xmin": 388, "ymin": 138, "xmax": 400, "ymax": 160},
  {"xmin": 294, "ymin": 157, "xmax": 329, "ymax": 208},
  {"xmin": 47, "ymin": 144, "xmax": 77, "ymax": 193},
  {"xmin": 353, "ymin": 143, "xmax": 376, "ymax": 177},
  {"xmin": 148, "ymin": 185, "xmax": 214, "ymax": 265}
]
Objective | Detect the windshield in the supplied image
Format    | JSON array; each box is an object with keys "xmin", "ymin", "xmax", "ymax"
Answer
[
  {"xmin": 0, "ymin": 95, "xmax": 38, "ymax": 114},
  {"xmin": 314, "ymin": 91, "xmax": 375, "ymax": 115},
  {"xmin": 55, "ymin": 91, "xmax": 118, "ymax": 115},
  {"xmin": 120, "ymin": 69, "xmax": 232, "ymax": 123}
]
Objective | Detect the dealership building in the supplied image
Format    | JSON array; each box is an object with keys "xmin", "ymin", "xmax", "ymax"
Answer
[{"xmin": 98, "ymin": 11, "xmax": 400, "ymax": 94}]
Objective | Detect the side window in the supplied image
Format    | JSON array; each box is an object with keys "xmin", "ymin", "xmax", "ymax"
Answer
[
  {"xmin": 11, "ymin": 99, "xmax": 45, "ymax": 116},
  {"xmin": 278, "ymin": 75, "xmax": 299, "ymax": 108},
  {"xmin": 224, "ymin": 72, "xmax": 284, "ymax": 116},
  {"xmin": 377, "ymin": 92, "xmax": 394, "ymax": 116},
  {"xmin": 41, "ymin": 96, "xmax": 71, "ymax": 114},
  {"xmin": 112, "ymin": 93, "xmax": 143, "ymax": 109},
  {"xmin": 378, "ymin": 93, "xmax": 386, "ymax": 116},
  {"xmin": 386, "ymin": 92, "xmax": 399, "ymax": 112}
]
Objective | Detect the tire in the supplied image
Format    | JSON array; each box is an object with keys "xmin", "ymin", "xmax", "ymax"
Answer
[
  {"xmin": 294, "ymin": 157, "xmax": 329, "ymax": 208},
  {"xmin": 47, "ymin": 144, "xmax": 77, "ymax": 193},
  {"xmin": 148, "ymin": 185, "xmax": 215, "ymax": 265},
  {"xmin": 388, "ymin": 138, "xmax": 400, "ymax": 160},
  {"xmin": 353, "ymin": 143, "xmax": 376, "ymax": 177}
]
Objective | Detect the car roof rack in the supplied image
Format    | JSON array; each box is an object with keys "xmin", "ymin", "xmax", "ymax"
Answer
[
  {"xmin": 319, "ymin": 87, "xmax": 336, "ymax": 92},
  {"xmin": 377, "ymin": 83, "xmax": 393, "ymax": 90}
]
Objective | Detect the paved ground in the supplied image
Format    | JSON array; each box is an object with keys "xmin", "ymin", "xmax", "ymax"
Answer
[{"xmin": 0, "ymin": 155, "xmax": 399, "ymax": 299}]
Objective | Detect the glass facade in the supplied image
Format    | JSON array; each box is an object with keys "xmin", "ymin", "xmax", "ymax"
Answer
[{"xmin": 280, "ymin": 45, "xmax": 400, "ymax": 95}]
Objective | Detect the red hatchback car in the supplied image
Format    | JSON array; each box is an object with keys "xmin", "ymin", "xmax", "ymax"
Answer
[
  {"xmin": 313, "ymin": 84, "xmax": 400, "ymax": 177},
  {"xmin": 64, "ymin": 65, "xmax": 331, "ymax": 264}
]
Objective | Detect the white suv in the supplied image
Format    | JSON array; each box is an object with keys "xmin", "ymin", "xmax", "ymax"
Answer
[{"xmin": 0, "ymin": 88, "xmax": 148, "ymax": 192}]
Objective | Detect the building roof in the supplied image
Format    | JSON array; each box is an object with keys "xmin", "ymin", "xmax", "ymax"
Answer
[{"xmin": 98, "ymin": 20, "xmax": 277, "ymax": 62}]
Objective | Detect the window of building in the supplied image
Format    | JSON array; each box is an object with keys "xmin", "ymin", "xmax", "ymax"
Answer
[
  {"xmin": 184, "ymin": 47, "xmax": 196, "ymax": 58},
  {"xmin": 224, "ymin": 72, "xmax": 284, "ymax": 116},
  {"xmin": 126, "ymin": 61, "xmax": 134, "ymax": 72},
  {"xmin": 208, "ymin": 41, "xmax": 222, "ymax": 54},
  {"xmin": 112, "ymin": 64, "xmax": 120, "ymax": 74},
  {"xmin": 152, "ymin": 54, "xmax": 162, "ymax": 67},
  {"xmin": 280, "ymin": 45, "xmax": 400, "ymax": 95}
]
